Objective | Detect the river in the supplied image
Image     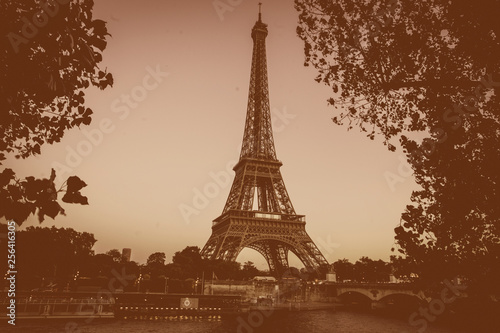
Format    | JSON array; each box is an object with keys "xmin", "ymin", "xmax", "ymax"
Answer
[{"xmin": 5, "ymin": 310, "xmax": 475, "ymax": 333}]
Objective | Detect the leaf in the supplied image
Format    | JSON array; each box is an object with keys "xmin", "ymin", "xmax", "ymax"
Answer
[
  {"xmin": 15, "ymin": 202, "xmax": 34, "ymax": 224},
  {"xmin": 43, "ymin": 201, "xmax": 62, "ymax": 219},
  {"xmin": 91, "ymin": 36, "xmax": 107, "ymax": 51},
  {"xmin": 66, "ymin": 176, "xmax": 87, "ymax": 193},
  {"xmin": 0, "ymin": 168, "xmax": 16, "ymax": 187},
  {"xmin": 62, "ymin": 192, "xmax": 89, "ymax": 205},
  {"xmin": 7, "ymin": 184, "xmax": 22, "ymax": 201},
  {"xmin": 99, "ymin": 72, "xmax": 114, "ymax": 90},
  {"xmin": 91, "ymin": 19, "xmax": 109, "ymax": 36},
  {"xmin": 33, "ymin": 143, "xmax": 41, "ymax": 155},
  {"xmin": 63, "ymin": 176, "xmax": 88, "ymax": 205},
  {"xmin": 82, "ymin": 116, "xmax": 92, "ymax": 126},
  {"xmin": 83, "ymin": 108, "xmax": 93, "ymax": 117},
  {"xmin": 33, "ymin": 136, "xmax": 44, "ymax": 145}
]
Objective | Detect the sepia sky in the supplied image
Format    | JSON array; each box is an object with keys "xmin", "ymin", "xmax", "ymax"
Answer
[{"xmin": 4, "ymin": 0, "xmax": 418, "ymax": 269}]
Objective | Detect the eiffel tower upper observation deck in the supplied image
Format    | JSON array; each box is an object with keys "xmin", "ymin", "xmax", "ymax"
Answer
[{"xmin": 201, "ymin": 7, "xmax": 329, "ymax": 278}]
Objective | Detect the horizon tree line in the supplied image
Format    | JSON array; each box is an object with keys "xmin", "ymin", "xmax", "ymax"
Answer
[{"xmin": 1, "ymin": 225, "xmax": 408, "ymax": 293}]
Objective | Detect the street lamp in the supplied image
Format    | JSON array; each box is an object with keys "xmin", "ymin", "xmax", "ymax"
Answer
[{"xmin": 137, "ymin": 274, "xmax": 142, "ymax": 292}]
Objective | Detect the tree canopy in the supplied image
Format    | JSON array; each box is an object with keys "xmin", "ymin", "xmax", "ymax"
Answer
[
  {"xmin": 333, "ymin": 257, "xmax": 391, "ymax": 283},
  {"xmin": 0, "ymin": 0, "xmax": 113, "ymax": 224},
  {"xmin": 295, "ymin": 0, "xmax": 500, "ymax": 296},
  {"xmin": 1, "ymin": 225, "xmax": 96, "ymax": 290}
]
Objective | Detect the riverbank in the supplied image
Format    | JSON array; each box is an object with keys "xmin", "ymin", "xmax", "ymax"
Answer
[{"xmin": 2, "ymin": 309, "xmax": 469, "ymax": 333}]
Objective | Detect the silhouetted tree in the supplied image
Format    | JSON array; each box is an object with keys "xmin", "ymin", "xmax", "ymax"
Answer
[
  {"xmin": 389, "ymin": 255, "xmax": 417, "ymax": 282},
  {"xmin": 295, "ymin": 0, "xmax": 500, "ymax": 295},
  {"xmin": 210, "ymin": 259, "xmax": 241, "ymax": 280},
  {"xmin": 0, "ymin": 0, "xmax": 113, "ymax": 224},
  {"xmin": 106, "ymin": 249, "xmax": 122, "ymax": 263},
  {"xmin": 145, "ymin": 251, "xmax": 166, "ymax": 282},
  {"xmin": 79, "ymin": 251, "xmax": 138, "ymax": 291},
  {"xmin": 169, "ymin": 246, "xmax": 203, "ymax": 279},
  {"xmin": 14, "ymin": 226, "xmax": 96, "ymax": 290},
  {"xmin": 241, "ymin": 261, "xmax": 260, "ymax": 280},
  {"xmin": 333, "ymin": 258, "xmax": 355, "ymax": 282},
  {"xmin": 147, "ymin": 251, "xmax": 166, "ymax": 266}
]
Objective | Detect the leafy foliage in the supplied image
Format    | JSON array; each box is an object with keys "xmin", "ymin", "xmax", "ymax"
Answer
[
  {"xmin": 0, "ymin": 0, "xmax": 113, "ymax": 224},
  {"xmin": 295, "ymin": 0, "xmax": 499, "ymax": 147},
  {"xmin": 106, "ymin": 248, "xmax": 122, "ymax": 263},
  {"xmin": 295, "ymin": 0, "xmax": 500, "ymax": 295},
  {"xmin": 333, "ymin": 257, "xmax": 391, "ymax": 282},
  {"xmin": 0, "ymin": 225, "xmax": 96, "ymax": 291},
  {"xmin": 0, "ymin": 168, "xmax": 87, "ymax": 224}
]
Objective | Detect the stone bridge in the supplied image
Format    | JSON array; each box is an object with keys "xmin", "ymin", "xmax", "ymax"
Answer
[
  {"xmin": 307, "ymin": 282, "xmax": 430, "ymax": 308},
  {"xmin": 333, "ymin": 282, "xmax": 427, "ymax": 301}
]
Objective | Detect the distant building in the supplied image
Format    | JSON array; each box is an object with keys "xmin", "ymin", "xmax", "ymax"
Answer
[
  {"xmin": 253, "ymin": 276, "xmax": 277, "ymax": 282},
  {"xmin": 326, "ymin": 272, "xmax": 337, "ymax": 282},
  {"xmin": 122, "ymin": 248, "xmax": 132, "ymax": 262}
]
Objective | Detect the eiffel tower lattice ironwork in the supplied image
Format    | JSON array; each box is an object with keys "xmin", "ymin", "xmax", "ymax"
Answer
[{"xmin": 201, "ymin": 9, "xmax": 329, "ymax": 277}]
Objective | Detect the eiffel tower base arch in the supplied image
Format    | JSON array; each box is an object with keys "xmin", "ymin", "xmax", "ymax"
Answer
[{"xmin": 201, "ymin": 211, "xmax": 329, "ymax": 278}]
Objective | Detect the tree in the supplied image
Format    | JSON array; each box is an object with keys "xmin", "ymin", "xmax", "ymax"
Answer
[
  {"xmin": 210, "ymin": 259, "xmax": 241, "ymax": 280},
  {"xmin": 106, "ymin": 249, "xmax": 122, "ymax": 263},
  {"xmin": 333, "ymin": 258, "xmax": 354, "ymax": 282},
  {"xmin": 91, "ymin": 253, "xmax": 115, "ymax": 278},
  {"xmin": 147, "ymin": 251, "xmax": 166, "ymax": 266},
  {"xmin": 0, "ymin": 0, "xmax": 113, "ymax": 224},
  {"xmin": 241, "ymin": 261, "xmax": 260, "ymax": 280},
  {"xmin": 389, "ymin": 255, "xmax": 417, "ymax": 282},
  {"xmin": 295, "ymin": 0, "xmax": 500, "ymax": 296},
  {"xmin": 11, "ymin": 226, "xmax": 96, "ymax": 290},
  {"xmin": 170, "ymin": 246, "xmax": 203, "ymax": 279}
]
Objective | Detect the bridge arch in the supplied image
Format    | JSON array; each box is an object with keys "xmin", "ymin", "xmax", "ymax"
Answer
[
  {"xmin": 378, "ymin": 293, "xmax": 426, "ymax": 311},
  {"xmin": 379, "ymin": 293, "xmax": 424, "ymax": 304},
  {"xmin": 337, "ymin": 290, "xmax": 373, "ymax": 307}
]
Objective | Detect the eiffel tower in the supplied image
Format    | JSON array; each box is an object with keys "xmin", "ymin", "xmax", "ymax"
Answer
[{"xmin": 201, "ymin": 7, "xmax": 328, "ymax": 278}]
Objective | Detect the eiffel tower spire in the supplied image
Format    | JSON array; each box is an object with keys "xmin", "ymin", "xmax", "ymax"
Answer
[
  {"xmin": 201, "ymin": 8, "xmax": 329, "ymax": 278},
  {"xmin": 240, "ymin": 3, "xmax": 275, "ymax": 161}
]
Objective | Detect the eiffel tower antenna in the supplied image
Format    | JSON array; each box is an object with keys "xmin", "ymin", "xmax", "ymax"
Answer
[
  {"xmin": 201, "ymin": 10, "xmax": 329, "ymax": 278},
  {"xmin": 258, "ymin": 3, "xmax": 262, "ymax": 21}
]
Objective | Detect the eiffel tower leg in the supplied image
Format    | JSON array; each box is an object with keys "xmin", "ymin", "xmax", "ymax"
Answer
[
  {"xmin": 288, "ymin": 235, "xmax": 329, "ymax": 276},
  {"xmin": 201, "ymin": 224, "xmax": 226, "ymax": 260},
  {"xmin": 201, "ymin": 224, "xmax": 247, "ymax": 261},
  {"xmin": 270, "ymin": 243, "xmax": 290, "ymax": 277},
  {"xmin": 248, "ymin": 241, "xmax": 290, "ymax": 277}
]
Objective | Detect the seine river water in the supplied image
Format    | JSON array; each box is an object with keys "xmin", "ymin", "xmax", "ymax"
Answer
[{"xmin": 6, "ymin": 310, "xmax": 473, "ymax": 333}]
